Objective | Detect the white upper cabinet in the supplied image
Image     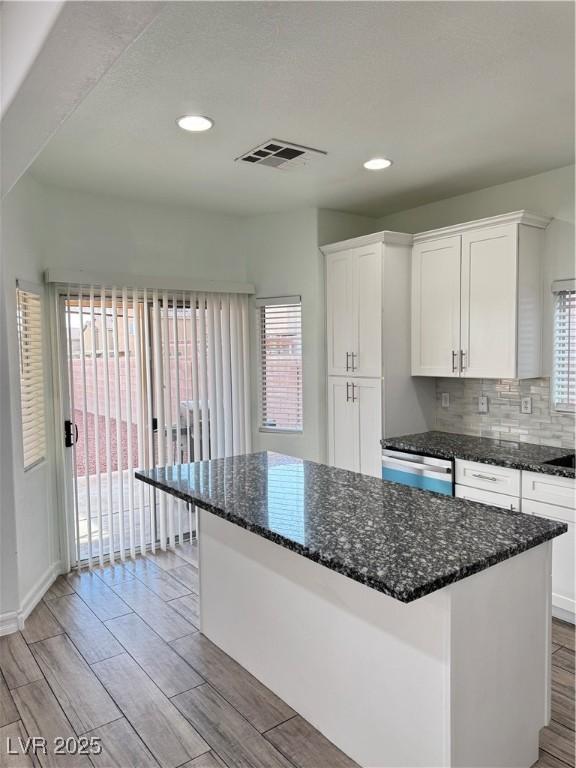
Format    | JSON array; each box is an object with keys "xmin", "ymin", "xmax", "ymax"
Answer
[
  {"xmin": 460, "ymin": 224, "xmax": 518, "ymax": 378},
  {"xmin": 411, "ymin": 211, "xmax": 550, "ymax": 379},
  {"xmin": 326, "ymin": 244, "xmax": 381, "ymax": 377},
  {"xmin": 411, "ymin": 236, "xmax": 461, "ymax": 377},
  {"xmin": 326, "ymin": 250, "xmax": 355, "ymax": 376},
  {"xmin": 354, "ymin": 246, "xmax": 382, "ymax": 377}
]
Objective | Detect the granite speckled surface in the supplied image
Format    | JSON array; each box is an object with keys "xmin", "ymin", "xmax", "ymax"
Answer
[
  {"xmin": 136, "ymin": 451, "xmax": 566, "ymax": 603},
  {"xmin": 381, "ymin": 431, "xmax": 575, "ymax": 478}
]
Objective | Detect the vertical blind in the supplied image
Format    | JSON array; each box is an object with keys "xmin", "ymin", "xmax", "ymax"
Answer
[
  {"xmin": 552, "ymin": 280, "xmax": 576, "ymax": 411},
  {"xmin": 257, "ymin": 296, "xmax": 303, "ymax": 431},
  {"xmin": 16, "ymin": 285, "xmax": 46, "ymax": 470},
  {"xmin": 61, "ymin": 286, "xmax": 251, "ymax": 567}
]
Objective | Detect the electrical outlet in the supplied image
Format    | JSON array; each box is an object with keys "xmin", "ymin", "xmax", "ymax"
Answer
[
  {"xmin": 521, "ymin": 396, "xmax": 532, "ymax": 414},
  {"xmin": 441, "ymin": 392, "xmax": 450, "ymax": 408},
  {"xmin": 478, "ymin": 395, "xmax": 489, "ymax": 414}
]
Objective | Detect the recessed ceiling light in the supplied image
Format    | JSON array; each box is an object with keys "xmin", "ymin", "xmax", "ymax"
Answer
[
  {"xmin": 177, "ymin": 115, "xmax": 213, "ymax": 132},
  {"xmin": 364, "ymin": 157, "xmax": 392, "ymax": 170}
]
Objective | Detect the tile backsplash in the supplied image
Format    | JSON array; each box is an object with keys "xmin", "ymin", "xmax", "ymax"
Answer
[{"xmin": 435, "ymin": 378, "xmax": 575, "ymax": 449}]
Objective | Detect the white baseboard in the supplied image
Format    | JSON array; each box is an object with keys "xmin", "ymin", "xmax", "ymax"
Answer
[
  {"xmin": 552, "ymin": 592, "xmax": 575, "ymax": 625},
  {"xmin": 0, "ymin": 611, "xmax": 19, "ymax": 636},
  {"xmin": 553, "ymin": 605, "xmax": 575, "ymax": 625},
  {"xmin": 0, "ymin": 560, "xmax": 66, "ymax": 636}
]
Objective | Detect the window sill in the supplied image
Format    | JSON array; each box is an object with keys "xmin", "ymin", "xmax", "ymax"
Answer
[
  {"xmin": 23, "ymin": 457, "xmax": 47, "ymax": 474},
  {"xmin": 259, "ymin": 427, "xmax": 303, "ymax": 435}
]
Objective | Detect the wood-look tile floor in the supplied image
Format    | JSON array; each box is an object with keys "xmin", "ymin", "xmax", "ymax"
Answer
[{"xmin": 0, "ymin": 542, "xmax": 573, "ymax": 768}]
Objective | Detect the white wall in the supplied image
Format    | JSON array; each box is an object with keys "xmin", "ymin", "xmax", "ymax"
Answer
[
  {"xmin": 317, "ymin": 209, "xmax": 379, "ymax": 246},
  {"xmin": 40, "ymin": 182, "xmax": 247, "ymax": 283},
  {"xmin": 242, "ymin": 209, "xmax": 323, "ymax": 461},
  {"xmin": 0, "ymin": 246, "xmax": 20, "ymax": 627},
  {"xmin": 1, "ymin": 174, "xmax": 60, "ymax": 625},
  {"xmin": 242, "ymin": 208, "xmax": 378, "ymax": 463},
  {"xmin": 377, "ymin": 165, "xmax": 575, "ymax": 376},
  {"xmin": 0, "ymin": 1, "xmax": 64, "ymax": 114}
]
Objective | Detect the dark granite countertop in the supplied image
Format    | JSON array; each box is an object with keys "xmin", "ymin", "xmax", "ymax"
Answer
[
  {"xmin": 136, "ymin": 451, "xmax": 566, "ymax": 603},
  {"xmin": 381, "ymin": 431, "xmax": 575, "ymax": 478}
]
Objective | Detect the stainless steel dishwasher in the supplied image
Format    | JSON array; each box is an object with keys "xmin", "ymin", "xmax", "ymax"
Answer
[{"xmin": 381, "ymin": 448, "xmax": 454, "ymax": 496}]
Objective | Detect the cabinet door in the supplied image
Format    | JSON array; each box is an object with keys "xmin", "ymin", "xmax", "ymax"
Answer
[
  {"xmin": 523, "ymin": 498, "xmax": 575, "ymax": 617},
  {"xmin": 352, "ymin": 245, "xmax": 382, "ymax": 377},
  {"xmin": 455, "ymin": 484, "xmax": 520, "ymax": 512},
  {"xmin": 326, "ymin": 251, "xmax": 355, "ymax": 376},
  {"xmin": 411, "ymin": 236, "xmax": 461, "ymax": 376},
  {"xmin": 354, "ymin": 378, "xmax": 383, "ymax": 478},
  {"xmin": 460, "ymin": 224, "xmax": 518, "ymax": 378},
  {"xmin": 327, "ymin": 377, "xmax": 358, "ymax": 472}
]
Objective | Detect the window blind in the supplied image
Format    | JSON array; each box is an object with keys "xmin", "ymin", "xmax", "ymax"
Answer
[
  {"xmin": 16, "ymin": 286, "xmax": 46, "ymax": 469},
  {"xmin": 258, "ymin": 297, "xmax": 303, "ymax": 431},
  {"xmin": 552, "ymin": 281, "xmax": 576, "ymax": 411},
  {"xmin": 60, "ymin": 286, "xmax": 252, "ymax": 567}
]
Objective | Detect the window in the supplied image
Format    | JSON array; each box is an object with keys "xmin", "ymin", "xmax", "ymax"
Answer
[
  {"xmin": 257, "ymin": 296, "xmax": 303, "ymax": 432},
  {"xmin": 552, "ymin": 279, "xmax": 576, "ymax": 412},
  {"xmin": 16, "ymin": 284, "xmax": 46, "ymax": 469}
]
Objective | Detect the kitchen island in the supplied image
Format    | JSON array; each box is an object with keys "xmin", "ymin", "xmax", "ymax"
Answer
[{"xmin": 136, "ymin": 451, "xmax": 567, "ymax": 768}]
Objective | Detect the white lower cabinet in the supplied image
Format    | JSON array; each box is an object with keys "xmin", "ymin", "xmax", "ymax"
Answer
[
  {"xmin": 327, "ymin": 377, "xmax": 382, "ymax": 478},
  {"xmin": 455, "ymin": 484, "xmax": 520, "ymax": 512},
  {"xmin": 454, "ymin": 459, "xmax": 520, "ymax": 513},
  {"xmin": 522, "ymin": 471, "xmax": 575, "ymax": 621},
  {"xmin": 523, "ymin": 499, "xmax": 574, "ymax": 619},
  {"xmin": 455, "ymin": 463, "xmax": 574, "ymax": 621},
  {"xmin": 455, "ymin": 459, "xmax": 521, "ymax": 497}
]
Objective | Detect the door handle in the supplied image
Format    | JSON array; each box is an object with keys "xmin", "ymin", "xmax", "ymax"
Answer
[
  {"xmin": 452, "ymin": 350, "xmax": 458, "ymax": 373},
  {"xmin": 351, "ymin": 383, "xmax": 357, "ymax": 402},
  {"xmin": 460, "ymin": 350, "xmax": 467, "ymax": 371},
  {"xmin": 345, "ymin": 352, "xmax": 350, "ymax": 371},
  {"xmin": 64, "ymin": 420, "xmax": 78, "ymax": 448},
  {"xmin": 346, "ymin": 382, "xmax": 351, "ymax": 402},
  {"xmin": 350, "ymin": 352, "xmax": 356, "ymax": 371}
]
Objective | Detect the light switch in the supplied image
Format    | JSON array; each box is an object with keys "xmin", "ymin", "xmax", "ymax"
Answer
[
  {"xmin": 441, "ymin": 393, "xmax": 450, "ymax": 408},
  {"xmin": 478, "ymin": 395, "xmax": 489, "ymax": 414},
  {"xmin": 521, "ymin": 397, "xmax": 532, "ymax": 414}
]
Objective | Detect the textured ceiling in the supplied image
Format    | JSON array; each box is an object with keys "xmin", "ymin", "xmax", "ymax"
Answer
[{"xmin": 30, "ymin": 1, "xmax": 575, "ymax": 217}]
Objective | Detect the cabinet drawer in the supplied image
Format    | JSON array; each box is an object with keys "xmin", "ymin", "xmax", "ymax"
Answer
[
  {"xmin": 455, "ymin": 459, "xmax": 520, "ymax": 496},
  {"xmin": 522, "ymin": 471, "xmax": 575, "ymax": 511},
  {"xmin": 455, "ymin": 484, "xmax": 520, "ymax": 512},
  {"xmin": 522, "ymin": 497, "xmax": 575, "ymax": 525}
]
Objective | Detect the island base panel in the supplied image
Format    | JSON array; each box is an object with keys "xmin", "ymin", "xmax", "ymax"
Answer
[{"xmin": 198, "ymin": 511, "xmax": 551, "ymax": 768}]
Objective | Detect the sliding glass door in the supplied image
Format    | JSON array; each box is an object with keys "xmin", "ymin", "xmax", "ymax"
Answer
[
  {"xmin": 61, "ymin": 291, "xmax": 157, "ymax": 565},
  {"xmin": 56, "ymin": 286, "xmax": 251, "ymax": 568}
]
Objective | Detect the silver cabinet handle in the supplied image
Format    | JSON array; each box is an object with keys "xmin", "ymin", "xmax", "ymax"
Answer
[
  {"xmin": 460, "ymin": 350, "xmax": 467, "ymax": 371},
  {"xmin": 350, "ymin": 352, "xmax": 356, "ymax": 371},
  {"xmin": 471, "ymin": 472, "xmax": 498, "ymax": 482},
  {"xmin": 452, "ymin": 350, "xmax": 458, "ymax": 373},
  {"xmin": 346, "ymin": 382, "xmax": 351, "ymax": 402},
  {"xmin": 345, "ymin": 352, "xmax": 350, "ymax": 371},
  {"xmin": 352, "ymin": 383, "xmax": 357, "ymax": 402}
]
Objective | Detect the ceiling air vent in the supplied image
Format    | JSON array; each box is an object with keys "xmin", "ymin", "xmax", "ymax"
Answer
[{"xmin": 235, "ymin": 140, "xmax": 326, "ymax": 170}]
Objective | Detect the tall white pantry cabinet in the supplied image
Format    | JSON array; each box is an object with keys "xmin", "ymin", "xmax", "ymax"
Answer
[{"xmin": 322, "ymin": 232, "xmax": 432, "ymax": 477}]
